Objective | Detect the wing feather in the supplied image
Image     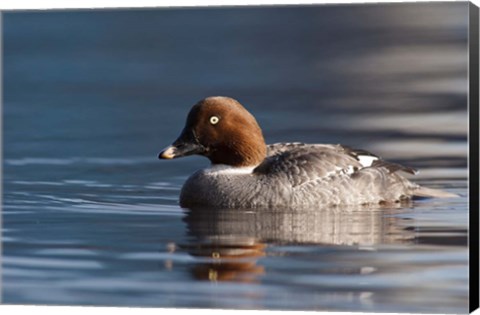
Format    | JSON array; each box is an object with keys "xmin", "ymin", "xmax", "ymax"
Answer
[
  {"xmin": 256, "ymin": 143, "xmax": 363, "ymax": 187},
  {"xmin": 255, "ymin": 143, "xmax": 417, "ymax": 188}
]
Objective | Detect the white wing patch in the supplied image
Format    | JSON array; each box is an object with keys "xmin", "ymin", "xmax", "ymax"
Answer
[{"xmin": 357, "ymin": 155, "xmax": 378, "ymax": 167}]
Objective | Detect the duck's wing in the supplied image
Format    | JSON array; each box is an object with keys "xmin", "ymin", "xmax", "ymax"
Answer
[
  {"xmin": 256, "ymin": 143, "xmax": 416, "ymax": 187},
  {"xmin": 341, "ymin": 145, "xmax": 418, "ymax": 175}
]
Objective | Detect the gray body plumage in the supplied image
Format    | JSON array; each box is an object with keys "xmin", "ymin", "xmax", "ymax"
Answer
[{"xmin": 180, "ymin": 143, "xmax": 422, "ymax": 208}]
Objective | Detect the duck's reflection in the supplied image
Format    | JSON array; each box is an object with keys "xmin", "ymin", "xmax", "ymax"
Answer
[
  {"xmin": 179, "ymin": 204, "xmax": 415, "ymax": 282},
  {"xmin": 182, "ymin": 235, "xmax": 266, "ymax": 282}
]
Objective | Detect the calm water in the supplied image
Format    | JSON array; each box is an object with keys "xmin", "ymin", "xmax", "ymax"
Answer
[{"xmin": 2, "ymin": 3, "xmax": 469, "ymax": 313}]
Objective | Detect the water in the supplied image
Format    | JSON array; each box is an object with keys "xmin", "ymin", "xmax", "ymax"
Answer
[{"xmin": 2, "ymin": 3, "xmax": 469, "ymax": 313}]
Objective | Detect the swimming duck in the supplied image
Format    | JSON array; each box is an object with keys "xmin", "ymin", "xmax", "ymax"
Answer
[{"xmin": 159, "ymin": 96, "xmax": 457, "ymax": 208}]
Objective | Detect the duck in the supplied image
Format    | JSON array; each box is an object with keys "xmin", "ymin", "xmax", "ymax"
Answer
[{"xmin": 159, "ymin": 96, "xmax": 457, "ymax": 208}]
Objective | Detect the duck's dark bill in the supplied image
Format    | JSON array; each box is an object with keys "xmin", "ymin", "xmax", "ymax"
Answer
[
  {"xmin": 159, "ymin": 127, "xmax": 207, "ymax": 159},
  {"xmin": 158, "ymin": 139, "xmax": 205, "ymax": 159}
]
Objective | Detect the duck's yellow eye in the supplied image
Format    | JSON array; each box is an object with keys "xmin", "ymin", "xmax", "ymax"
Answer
[{"xmin": 209, "ymin": 116, "xmax": 220, "ymax": 125}]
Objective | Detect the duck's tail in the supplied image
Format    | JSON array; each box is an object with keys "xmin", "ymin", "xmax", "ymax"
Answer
[{"xmin": 413, "ymin": 186, "xmax": 459, "ymax": 198}]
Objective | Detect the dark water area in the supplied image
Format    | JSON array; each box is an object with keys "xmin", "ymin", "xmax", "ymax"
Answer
[{"xmin": 2, "ymin": 3, "xmax": 469, "ymax": 313}]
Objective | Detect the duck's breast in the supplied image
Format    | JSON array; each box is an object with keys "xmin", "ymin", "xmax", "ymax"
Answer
[{"xmin": 179, "ymin": 165, "xmax": 291, "ymax": 208}]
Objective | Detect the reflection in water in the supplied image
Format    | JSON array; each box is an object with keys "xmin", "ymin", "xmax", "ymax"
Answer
[
  {"xmin": 185, "ymin": 238, "xmax": 266, "ymax": 282},
  {"xmin": 182, "ymin": 205, "xmax": 415, "ymax": 282}
]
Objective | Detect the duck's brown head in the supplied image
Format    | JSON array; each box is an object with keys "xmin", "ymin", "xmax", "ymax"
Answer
[{"xmin": 159, "ymin": 96, "xmax": 267, "ymax": 167}]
